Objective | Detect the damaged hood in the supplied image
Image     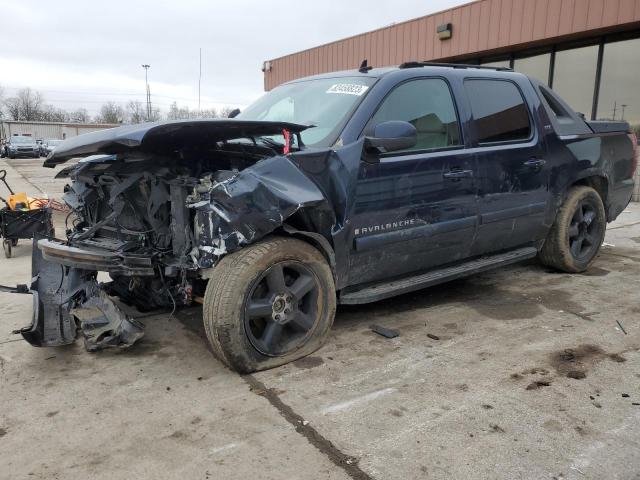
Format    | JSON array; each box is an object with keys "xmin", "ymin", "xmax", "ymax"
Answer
[{"xmin": 44, "ymin": 119, "xmax": 310, "ymax": 166}]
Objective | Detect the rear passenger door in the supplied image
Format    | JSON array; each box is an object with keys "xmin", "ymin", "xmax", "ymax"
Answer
[
  {"xmin": 464, "ymin": 78, "xmax": 551, "ymax": 255},
  {"xmin": 348, "ymin": 77, "xmax": 478, "ymax": 285}
]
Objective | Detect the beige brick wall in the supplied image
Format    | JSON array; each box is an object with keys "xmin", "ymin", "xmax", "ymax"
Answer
[{"xmin": 633, "ymin": 170, "xmax": 640, "ymax": 202}]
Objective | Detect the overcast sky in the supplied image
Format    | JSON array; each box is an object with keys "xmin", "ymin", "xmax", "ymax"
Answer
[{"xmin": 1, "ymin": 0, "xmax": 467, "ymax": 116}]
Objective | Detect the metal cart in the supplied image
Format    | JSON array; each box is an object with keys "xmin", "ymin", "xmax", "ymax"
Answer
[{"xmin": 0, "ymin": 169, "xmax": 54, "ymax": 258}]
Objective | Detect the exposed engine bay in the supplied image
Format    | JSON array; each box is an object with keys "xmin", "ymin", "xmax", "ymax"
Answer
[
  {"xmin": 20, "ymin": 120, "xmax": 360, "ymax": 351},
  {"xmin": 54, "ymin": 143, "xmax": 273, "ymax": 310}
]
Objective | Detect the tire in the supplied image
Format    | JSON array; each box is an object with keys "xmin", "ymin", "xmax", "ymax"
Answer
[
  {"xmin": 203, "ymin": 237, "xmax": 336, "ymax": 373},
  {"xmin": 3, "ymin": 240, "xmax": 12, "ymax": 259},
  {"xmin": 11, "ymin": 239, "xmax": 17, "ymax": 247},
  {"xmin": 539, "ymin": 186, "xmax": 606, "ymax": 273}
]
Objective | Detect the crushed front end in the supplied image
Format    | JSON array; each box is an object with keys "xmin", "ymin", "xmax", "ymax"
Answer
[{"xmin": 20, "ymin": 119, "xmax": 320, "ymax": 351}]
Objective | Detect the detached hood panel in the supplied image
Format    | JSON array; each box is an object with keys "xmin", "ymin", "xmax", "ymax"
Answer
[{"xmin": 44, "ymin": 119, "xmax": 310, "ymax": 166}]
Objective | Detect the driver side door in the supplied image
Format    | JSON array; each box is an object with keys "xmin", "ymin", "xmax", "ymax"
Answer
[{"xmin": 347, "ymin": 77, "xmax": 478, "ymax": 285}]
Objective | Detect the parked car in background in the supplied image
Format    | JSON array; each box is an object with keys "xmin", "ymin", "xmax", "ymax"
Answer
[
  {"xmin": 2, "ymin": 136, "xmax": 40, "ymax": 158},
  {"xmin": 41, "ymin": 139, "xmax": 63, "ymax": 157}
]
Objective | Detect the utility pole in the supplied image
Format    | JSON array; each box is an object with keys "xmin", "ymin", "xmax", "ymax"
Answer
[
  {"xmin": 142, "ymin": 64, "xmax": 151, "ymax": 121},
  {"xmin": 198, "ymin": 48, "xmax": 202, "ymax": 114}
]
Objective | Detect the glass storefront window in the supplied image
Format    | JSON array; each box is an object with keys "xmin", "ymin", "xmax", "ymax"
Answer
[
  {"xmin": 513, "ymin": 53, "xmax": 551, "ymax": 84},
  {"xmin": 597, "ymin": 38, "xmax": 640, "ymax": 135},
  {"xmin": 552, "ymin": 45, "xmax": 599, "ymax": 119}
]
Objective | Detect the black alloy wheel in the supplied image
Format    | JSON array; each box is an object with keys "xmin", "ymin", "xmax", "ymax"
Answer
[
  {"xmin": 243, "ymin": 261, "xmax": 320, "ymax": 357},
  {"xmin": 568, "ymin": 200, "xmax": 602, "ymax": 261}
]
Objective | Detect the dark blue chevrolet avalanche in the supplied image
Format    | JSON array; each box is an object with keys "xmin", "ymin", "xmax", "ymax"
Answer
[{"xmin": 23, "ymin": 63, "xmax": 637, "ymax": 372}]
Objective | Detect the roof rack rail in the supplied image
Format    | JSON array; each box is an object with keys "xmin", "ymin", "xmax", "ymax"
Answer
[{"xmin": 398, "ymin": 61, "xmax": 513, "ymax": 72}]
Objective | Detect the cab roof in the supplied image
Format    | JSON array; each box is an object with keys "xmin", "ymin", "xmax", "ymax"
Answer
[{"xmin": 284, "ymin": 62, "xmax": 526, "ymax": 86}]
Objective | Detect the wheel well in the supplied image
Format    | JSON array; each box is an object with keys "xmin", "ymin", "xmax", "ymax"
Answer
[
  {"xmin": 275, "ymin": 224, "xmax": 337, "ymax": 280},
  {"xmin": 571, "ymin": 176, "xmax": 608, "ymax": 206}
]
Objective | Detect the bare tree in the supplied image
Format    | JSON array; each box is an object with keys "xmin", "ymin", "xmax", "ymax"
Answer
[
  {"xmin": 40, "ymin": 104, "xmax": 70, "ymax": 122},
  {"xmin": 4, "ymin": 88, "xmax": 45, "ymax": 121},
  {"xmin": 97, "ymin": 102, "xmax": 125, "ymax": 124},
  {"xmin": 198, "ymin": 108, "xmax": 219, "ymax": 119},
  {"xmin": 4, "ymin": 98, "xmax": 19, "ymax": 120},
  {"xmin": 69, "ymin": 108, "xmax": 90, "ymax": 123},
  {"xmin": 148, "ymin": 106, "xmax": 162, "ymax": 122},
  {"xmin": 166, "ymin": 101, "xmax": 181, "ymax": 120},
  {"xmin": 219, "ymin": 106, "xmax": 239, "ymax": 118},
  {"xmin": 126, "ymin": 100, "xmax": 147, "ymax": 124},
  {"xmin": 166, "ymin": 101, "xmax": 199, "ymax": 120}
]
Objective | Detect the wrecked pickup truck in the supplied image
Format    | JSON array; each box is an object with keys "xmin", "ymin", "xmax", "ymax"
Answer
[{"xmin": 20, "ymin": 62, "xmax": 637, "ymax": 372}]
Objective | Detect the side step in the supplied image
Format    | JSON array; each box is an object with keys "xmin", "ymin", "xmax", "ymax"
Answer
[{"xmin": 339, "ymin": 247, "xmax": 538, "ymax": 305}]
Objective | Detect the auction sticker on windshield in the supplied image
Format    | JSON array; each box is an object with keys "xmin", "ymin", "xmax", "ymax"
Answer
[{"xmin": 326, "ymin": 84, "xmax": 369, "ymax": 96}]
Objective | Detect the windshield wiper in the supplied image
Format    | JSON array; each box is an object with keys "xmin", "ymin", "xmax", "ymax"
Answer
[
  {"xmin": 255, "ymin": 137, "xmax": 284, "ymax": 150},
  {"xmin": 255, "ymin": 136, "xmax": 304, "ymax": 153}
]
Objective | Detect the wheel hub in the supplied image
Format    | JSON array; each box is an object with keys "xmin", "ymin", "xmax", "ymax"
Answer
[
  {"xmin": 578, "ymin": 222, "xmax": 587, "ymax": 235},
  {"xmin": 271, "ymin": 293, "xmax": 294, "ymax": 325}
]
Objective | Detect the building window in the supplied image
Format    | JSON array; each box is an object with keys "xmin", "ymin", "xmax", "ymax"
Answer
[
  {"xmin": 552, "ymin": 45, "xmax": 599, "ymax": 119},
  {"xmin": 370, "ymin": 78, "xmax": 461, "ymax": 151},
  {"xmin": 464, "ymin": 79, "xmax": 531, "ymax": 144},
  {"xmin": 513, "ymin": 53, "xmax": 551, "ymax": 85},
  {"xmin": 596, "ymin": 37, "xmax": 640, "ymax": 134}
]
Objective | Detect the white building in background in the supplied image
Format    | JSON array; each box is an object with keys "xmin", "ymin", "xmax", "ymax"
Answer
[{"xmin": 0, "ymin": 120, "xmax": 118, "ymax": 141}]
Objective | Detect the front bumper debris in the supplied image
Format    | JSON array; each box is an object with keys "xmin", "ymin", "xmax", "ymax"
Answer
[
  {"xmin": 38, "ymin": 239, "xmax": 155, "ymax": 276},
  {"xmin": 19, "ymin": 240, "xmax": 145, "ymax": 351},
  {"xmin": 71, "ymin": 289, "xmax": 144, "ymax": 352}
]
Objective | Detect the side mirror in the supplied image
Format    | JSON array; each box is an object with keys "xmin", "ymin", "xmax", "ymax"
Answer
[
  {"xmin": 364, "ymin": 120, "xmax": 417, "ymax": 153},
  {"xmin": 228, "ymin": 108, "xmax": 241, "ymax": 118}
]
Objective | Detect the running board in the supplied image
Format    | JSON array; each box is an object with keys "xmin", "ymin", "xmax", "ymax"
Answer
[{"xmin": 339, "ymin": 247, "xmax": 538, "ymax": 305}]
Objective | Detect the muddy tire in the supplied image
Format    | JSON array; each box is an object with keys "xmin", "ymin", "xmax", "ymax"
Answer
[
  {"xmin": 203, "ymin": 237, "xmax": 336, "ymax": 373},
  {"xmin": 539, "ymin": 186, "xmax": 606, "ymax": 273}
]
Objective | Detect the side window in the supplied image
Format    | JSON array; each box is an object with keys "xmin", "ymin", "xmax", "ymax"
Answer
[
  {"xmin": 370, "ymin": 78, "xmax": 461, "ymax": 152},
  {"xmin": 464, "ymin": 79, "xmax": 531, "ymax": 143}
]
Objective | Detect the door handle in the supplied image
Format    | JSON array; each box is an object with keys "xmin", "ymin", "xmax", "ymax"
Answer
[
  {"xmin": 443, "ymin": 169, "xmax": 473, "ymax": 180},
  {"xmin": 523, "ymin": 158, "xmax": 546, "ymax": 168}
]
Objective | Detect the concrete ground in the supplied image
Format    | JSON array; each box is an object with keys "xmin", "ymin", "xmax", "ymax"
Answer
[{"xmin": 1, "ymin": 157, "xmax": 639, "ymax": 480}]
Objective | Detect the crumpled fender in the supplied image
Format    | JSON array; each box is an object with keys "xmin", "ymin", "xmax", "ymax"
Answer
[
  {"xmin": 192, "ymin": 154, "xmax": 330, "ymax": 267},
  {"xmin": 192, "ymin": 139, "xmax": 364, "ymax": 288}
]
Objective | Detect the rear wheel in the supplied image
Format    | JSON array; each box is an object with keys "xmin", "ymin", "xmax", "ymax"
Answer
[
  {"xmin": 203, "ymin": 237, "xmax": 336, "ymax": 373},
  {"xmin": 539, "ymin": 186, "xmax": 606, "ymax": 272}
]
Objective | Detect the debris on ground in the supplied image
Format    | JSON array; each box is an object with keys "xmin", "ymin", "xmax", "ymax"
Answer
[
  {"xmin": 616, "ymin": 320, "xmax": 628, "ymax": 335},
  {"xmin": 370, "ymin": 324, "xmax": 399, "ymax": 339},
  {"xmin": 427, "ymin": 333, "xmax": 440, "ymax": 340},
  {"xmin": 526, "ymin": 381, "xmax": 551, "ymax": 390}
]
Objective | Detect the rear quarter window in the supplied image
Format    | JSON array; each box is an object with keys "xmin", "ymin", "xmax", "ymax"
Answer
[{"xmin": 464, "ymin": 79, "xmax": 532, "ymax": 144}]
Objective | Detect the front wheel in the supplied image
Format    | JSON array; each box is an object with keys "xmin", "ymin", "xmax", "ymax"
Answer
[
  {"xmin": 539, "ymin": 186, "xmax": 606, "ymax": 272},
  {"xmin": 203, "ymin": 237, "xmax": 336, "ymax": 373}
]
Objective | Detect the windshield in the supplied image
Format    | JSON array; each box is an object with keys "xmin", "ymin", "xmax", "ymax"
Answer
[
  {"xmin": 238, "ymin": 76, "xmax": 375, "ymax": 147},
  {"xmin": 11, "ymin": 136, "xmax": 33, "ymax": 144}
]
